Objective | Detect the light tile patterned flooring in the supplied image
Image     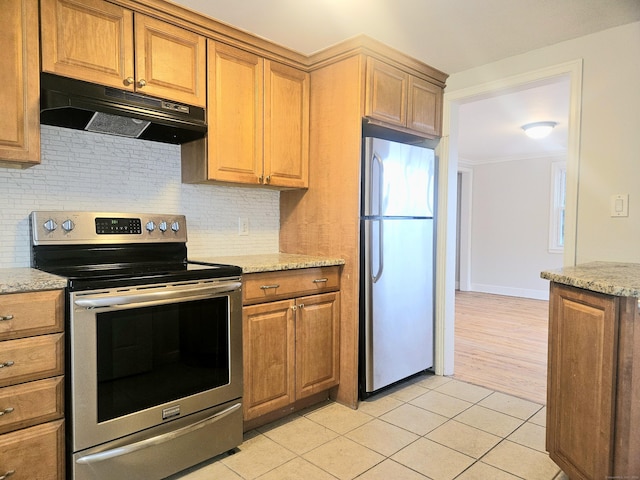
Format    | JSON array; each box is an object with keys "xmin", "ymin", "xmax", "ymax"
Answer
[{"xmin": 170, "ymin": 374, "xmax": 569, "ymax": 480}]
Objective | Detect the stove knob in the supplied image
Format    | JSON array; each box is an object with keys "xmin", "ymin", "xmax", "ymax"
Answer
[
  {"xmin": 159, "ymin": 221, "xmax": 168, "ymax": 232},
  {"xmin": 146, "ymin": 221, "xmax": 156, "ymax": 232},
  {"xmin": 171, "ymin": 221, "xmax": 180, "ymax": 232},
  {"xmin": 62, "ymin": 219, "xmax": 75, "ymax": 232},
  {"xmin": 43, "ymin": 219, "xmax": 57, "ymax": 232}
]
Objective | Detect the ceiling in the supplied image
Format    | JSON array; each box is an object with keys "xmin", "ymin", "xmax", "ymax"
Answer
[{"xmin": 171, "ymin": 0, "xmax": 639, "ymax": 162}]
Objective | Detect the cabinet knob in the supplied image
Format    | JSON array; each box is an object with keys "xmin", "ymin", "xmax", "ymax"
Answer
[
  {"xmin": 0, "ymin": 407, "xmax": 14, "ymax": 417},
  {"xmin": 298, "ymin": 304, "xmax": 304, "ymax": 309},
  {"xmin": 265, "ymin": 175, "xmax": 271, "ymax": 184},
  {"xmin": 0, "ymin": 315, "xmax": 13, "ymax": 321},
  {"xmin": 123, "ymin": 77, "xmax": 135, "ymax": 86},
  {"xmin": 138, "ymin": 79, "xmax": 147, "ymax": 88}
]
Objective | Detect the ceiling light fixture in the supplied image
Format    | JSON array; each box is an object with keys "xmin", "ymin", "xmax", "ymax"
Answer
[{"xmin": 521, "ymin": 121, "xmax": 557, "ymax": 139}]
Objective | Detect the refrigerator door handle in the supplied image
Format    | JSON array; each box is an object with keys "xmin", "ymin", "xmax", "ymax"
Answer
[
  {"xmin": 372, "ymin": 152, "xmax": 384, "ymax": 216},
  {"xmin": 372, "ymin": 219, "xmax": 384, "ymax": 283}
]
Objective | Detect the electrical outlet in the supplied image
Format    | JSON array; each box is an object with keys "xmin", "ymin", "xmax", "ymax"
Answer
[{"xmin": 238, "ymin": 217, "xmax": 249, "ymax": 236}]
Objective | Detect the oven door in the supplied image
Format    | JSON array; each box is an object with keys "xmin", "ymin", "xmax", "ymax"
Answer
[{"xmin": 69, "ymin": 278, "xmax": 243, "ymax": 453}]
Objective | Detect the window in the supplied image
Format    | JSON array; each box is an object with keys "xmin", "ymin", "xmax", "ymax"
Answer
[{"xmin": 549, "ymin": 162, "xmax": 566, "ymax": 253}]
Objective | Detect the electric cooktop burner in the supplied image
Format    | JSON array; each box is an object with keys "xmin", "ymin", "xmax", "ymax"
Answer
[{"xmin": 30, "ymin": 211, "xmax": 242, "ymax": 291}]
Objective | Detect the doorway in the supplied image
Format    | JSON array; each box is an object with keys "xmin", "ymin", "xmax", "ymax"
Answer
[{"xmin": 433, "ymin": 60, "xmax": 583, "ymax": 380}]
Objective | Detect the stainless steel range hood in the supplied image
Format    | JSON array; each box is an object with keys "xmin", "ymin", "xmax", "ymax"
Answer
[{"xmin": 40, "ymin": 73, "xmax": 207, "ymax": 144}]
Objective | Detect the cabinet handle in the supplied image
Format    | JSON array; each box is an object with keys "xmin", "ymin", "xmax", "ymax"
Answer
[
  {"xmin": 0, "ymin": 470, "xmax": 15, "ymax": 479},
  {"xmin": 0, "ymin": 361, "xmax": 14, "ymax": 368},
  {"xmin": 123, "ymin": 77, "xmax": 135, "ymax": 86},
  {"xmin": 313, "ymin": 278, "xmax": 328, "ymax": 284},
  {"xmin": 138, "ymin": 79, "xmax": 147, "ymax": 88},
  {"xmin": 260, "ymin": 284, "xmax": 280, "ymax": 290},
  {"xmin": 0, "ymin": 408, "xmax": 14, "ymax": 417},
  {"xmin": 265, "ymin": 175, "xmax": 271, "ymax": 184},
  {"xmin": 0, "ymin": 315, "xmax": 13, "ymax": 321}
]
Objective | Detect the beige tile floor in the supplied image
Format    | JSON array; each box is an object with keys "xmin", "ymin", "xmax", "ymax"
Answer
[{"xmin": 169, "ymin": 375, "xmax": 569, "ymax": 480}]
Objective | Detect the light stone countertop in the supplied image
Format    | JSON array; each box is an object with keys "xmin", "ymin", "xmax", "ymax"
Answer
[
  {"xmin": 541, "ymin": 261, "xmax": 640, "ymax": 298},
  {"xmin": 0, "ymin": 268, "xmax": 68, "ymax": 294},
  {"xmin": 192, "ymin": 253, "xmax": 345, "ymax": 274}
]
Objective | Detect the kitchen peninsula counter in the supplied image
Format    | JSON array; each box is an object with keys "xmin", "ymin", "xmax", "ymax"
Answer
[
  {"xmin": 0, "ymin": 267, "xmax": 67, "ymax": 294},
  {"xmin": 541, "ymin": 261, "xmax": 640, "ymax": 297},
  {"xmin": 195, "ymin": 253, "xmax": 345, "ymax": 274},
  {"xmin": 541, "ymin": 261, "xmax": 640, "ymax": 478}
]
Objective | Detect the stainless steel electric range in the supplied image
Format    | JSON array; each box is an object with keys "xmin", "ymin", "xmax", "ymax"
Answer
[{"xmin": 30, "ymin": 211, "xmax": 243, "ymax": 480}]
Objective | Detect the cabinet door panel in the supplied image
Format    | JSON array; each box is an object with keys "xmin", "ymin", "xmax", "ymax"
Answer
[
  {"xmin": 296, "ymin": 292, "xmax": 340, "ymax": 399},
  {"xmin": 365, "ymin": 58, "xmax": 407, "ymax": 127},
  {"xmin": 264, "ymin": 60, "xmax": 309, "ymax": 188},
  {"xmin": 134, "ymin": 14, "xmax": 206, "ymax": 107},
  {"xmin": 207, "ymin": 41, "xmax": 263, "ymax": 185},
  {"xmin": 0, "ymin": 0, "xmax": 40, "ymax": 166},
  {"xmin": 547, "ymin": 284, "xmax": 616, "ymax": 479},
  {"xmin": 40, "ymin": 0, "xmax": 134, "ymax": 90},
  {"xmin": 243, "ymin": 300, "xmax": 295, "ymax": 420},
  {"xmin": 0, "ymin": 420, "xmax": 64, "ymax": 479},
  {"xmin": 407, "ymin": 76, "xmax": 442, "ymax": 136},
  {"xmin": 0, "ymin": 290, "xmax": 64, "ymax": 341}
]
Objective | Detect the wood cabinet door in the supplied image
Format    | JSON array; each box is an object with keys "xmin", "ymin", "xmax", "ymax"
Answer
[
  {"xmin": 242, "ymin": 300, "xmax": 295, "ymax": 421},
  {"xmin": 207, "ymin": 41, "xmax": 264, "ymax": 185},
  {"xmin": 365, "ymin": 57, "xmax": 408, "ymax": 127},
  {"xmin": 134, "ymin": 14, "xmax": 206, "ymax": 107},
  {"xmin": 0, "ymin": 0, "xmax": 40, "ymax": 167},
  {"xmin": 295, "ymin": 292, "xmax": 340, "ymax": 399},
  {"xmin": 547, "ymin": 284, "xmax": 617, "ymax": 479},
  {"xmin": 264, "ymin": 60, "xmax": 310, "ymax": 188},
  {"xmin": 407, "ymin": 76, "xmax": 442, "ymax": 137},
  {"xmin": 40, "ymin": 0, "xmax": 134, "ymax": 90},
  {"xmin": 0, "ymin": 420, "xmax": 64, "ymax": 480}
]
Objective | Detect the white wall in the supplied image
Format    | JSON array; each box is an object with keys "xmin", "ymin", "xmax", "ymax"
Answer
[
  {"xmin": 0, "ymin": 126, "xmax": 280, "ymax": 268},
  {"xmin": 446, "ymin": 22, "xmax": 640, "ymax": 265},
  {"xmin": 464, "ymin": 156, "xmax": 564, "ymax": 299}
]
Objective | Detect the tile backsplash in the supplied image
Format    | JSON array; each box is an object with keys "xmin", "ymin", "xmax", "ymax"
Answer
[{"xmin": 0, "ymin": 125, "xmax": 279, "ymax": 268}]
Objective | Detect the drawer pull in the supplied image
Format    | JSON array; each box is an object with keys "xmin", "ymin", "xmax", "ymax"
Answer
[
  {"xmin": 260, "ymin": 284, "xmax": 280, "ymax": 290},
  {"xmin": 0, "ymin": 315, "xmax": 13, "ymax": 321},
  {"xmin": 0, "ymin": 471, "xmax": 15, "ymax": 480},
  {"xmin": 0, "ymin": 407, "xmax": 14, "ymax": 417},
  {"xmin": 0, "ymin": 361, "xmax": 14, "ymax": 368},
  {"xmin": 313, "ymin": 278, "xmax": 328, "ymax": 284}
]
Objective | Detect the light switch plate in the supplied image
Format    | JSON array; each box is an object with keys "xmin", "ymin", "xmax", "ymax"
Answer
[{"xmin": 611, "ymin": 194, "xmax": 629, "ymax": 217}]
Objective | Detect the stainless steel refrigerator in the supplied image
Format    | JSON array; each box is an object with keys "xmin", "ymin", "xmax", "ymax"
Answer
[{"xmin": 360, "ymin": 136, "xmax": 436, "ymax": 398}]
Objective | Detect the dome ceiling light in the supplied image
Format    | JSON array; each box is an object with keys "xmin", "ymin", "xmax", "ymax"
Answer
[{"xmin": 521, "ymin": 121, "xmax": 557, "ymax": 139}]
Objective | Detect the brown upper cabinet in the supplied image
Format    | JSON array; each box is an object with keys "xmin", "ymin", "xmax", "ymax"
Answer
[
  {"xmin": 40, "ymin": 0, "xmax": 207, "ymax": 107},
  {"xmin": 182, "ymin": 41, "xmax": 309, "ymax": 189},
  {"xmin": 365, "ymin": 57, "xmax": 442, "ymax": 137},
  {"xmin": 0, "ymin": 0, "xmax": 40, "ymax": 168}
]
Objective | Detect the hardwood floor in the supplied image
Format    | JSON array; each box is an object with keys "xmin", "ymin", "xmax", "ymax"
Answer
[{"xmin": 454, "ymin": 291, "xmax": 549, "ymax": 405}]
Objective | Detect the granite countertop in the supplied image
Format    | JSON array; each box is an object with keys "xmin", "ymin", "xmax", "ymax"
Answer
[
  {"xmin": 0, "ymin": 268, "xmax": 68, "ymax": 294},
  {"xmin": 192, "ymin": 253, "xmax": 345, "ymax": 274},
  {"xmin": 541, "ymin": 261, "xmax": 640, "ymax": 298}
]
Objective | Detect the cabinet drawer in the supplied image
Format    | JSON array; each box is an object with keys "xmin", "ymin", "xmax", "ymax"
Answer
[
  {"xmin": 243, "ymin": 267, "xmax": 340, "ymax": 305},
  {"xmin": 0, "ymin": 290, "xmax": 64, "ymax": 341},
  {"xmin": 0, "ymin": 334, "xmax": 64, "ymax": 388},
  {"xmin": 0, "ymin": 419, "xmax": 65, "ymax": 479},
  {"xmin": 0, "ymin": 376, "xmax": 64, "ymax": 435}
]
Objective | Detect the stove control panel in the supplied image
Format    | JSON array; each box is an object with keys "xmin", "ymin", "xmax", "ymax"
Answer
[{"xmin": 31, "ymin": 211, "xmax": 187, "ymax": 245}]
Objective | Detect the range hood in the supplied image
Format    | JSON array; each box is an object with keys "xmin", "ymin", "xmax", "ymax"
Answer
[{"xmin": 40, "ymin": 73, "xmax": 207, "ymax": 144}]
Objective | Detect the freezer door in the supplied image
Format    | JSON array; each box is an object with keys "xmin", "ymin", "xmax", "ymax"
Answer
[
  {"xmin": 363, "ymin": 137, "xmax": 435, "ymax": 218},
  {"xmin": 363, "ymin": 218, "xmax": 434, "ymax": 393}
]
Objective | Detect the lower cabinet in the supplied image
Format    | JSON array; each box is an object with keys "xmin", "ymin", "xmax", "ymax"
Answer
[
  {"xmin": 242, "ymin": 267, "xmax": 340, "ymax": 427},
  {"xmin": 0, "ymin": 290, "xmax": 65, "ymax": 479},
  {"xmin": 546, "ymin": 283, "xmax": 640, "ymax": 479}
]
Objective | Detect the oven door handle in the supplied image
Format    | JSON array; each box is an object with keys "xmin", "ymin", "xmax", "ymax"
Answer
[
  {"xmin": 75, "ymin": 402, "xmax": 242, "ymax": 465},
  {"xmin": 74, "ymin": 282, "xmax": 242, "ymax": 309}
]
